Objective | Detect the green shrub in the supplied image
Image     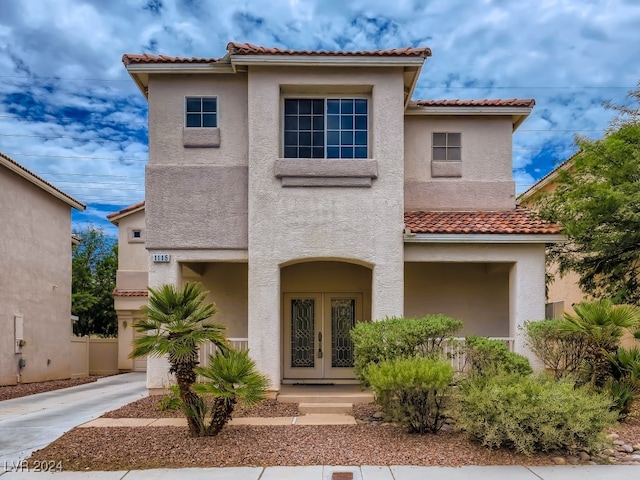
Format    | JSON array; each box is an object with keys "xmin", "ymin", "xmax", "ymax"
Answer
[
  {"xmin": 560, "ymin": 301, "xmax": 640, "ymax": 387},
  {"xmin": 523, "ymin": 320, "xmax": 590, "ymax": 380},
  {"xmin": 605, "ymin": 377, "xmax": 637, "ymax": 419},
  {"xmin": 604, "ymin": 347, "xmax": 640, "ymax": 418},
  {"xmin": 157, "ymin": 385, "xmax": 182, "ymax": 411},
  {"xmin": 463, "ymin": 336, "xmax": 532, "ymax": 377},
  {"xmin": 365, "ymin": 356, "xmax": 454, "ymax": 433},
  {"xmin": 456, "ymin": 372, "xmax": 617, "ymax": 455},
  {"xmin": 351, "ymin": 315, "xmax": 463, "ymax": 383}
]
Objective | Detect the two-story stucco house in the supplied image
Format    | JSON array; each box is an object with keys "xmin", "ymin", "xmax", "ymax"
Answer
[
  {"xmin": 0, "ymin": 152, "xmax": 85, "ymax": 385},
  {"xmin": 121, "ymin": 42, "xmax": 563, "ymax": 391}
]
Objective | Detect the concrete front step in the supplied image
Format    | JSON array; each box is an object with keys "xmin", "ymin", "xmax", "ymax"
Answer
[
  {"xmin": 277, "ymin": 385, "xmax": 374, "ymax": 404},
  {"xmin": 299, "ymin": 402, "xmax": 353, "ymax": 414}
]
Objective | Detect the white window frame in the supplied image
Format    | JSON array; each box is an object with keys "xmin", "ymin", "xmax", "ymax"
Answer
[{"xmin": 282, "ymin": 95, "xmax": 370, "ymax": 159}]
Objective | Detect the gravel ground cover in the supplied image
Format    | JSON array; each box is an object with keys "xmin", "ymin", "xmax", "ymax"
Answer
[
  {"xmin": 26, "ymin": 396, "xmax": 640, "ymax": 471},
  {"xmin": 102, "ymin": 395, "xmax": 300, "ymax": 418},
  {"xmin": 0, "ymin": 376, "xmax": 103, "ymax": 401},
  {"xmin": 18, "ymin": 385, "xmax": 640, "ymax": 470}
]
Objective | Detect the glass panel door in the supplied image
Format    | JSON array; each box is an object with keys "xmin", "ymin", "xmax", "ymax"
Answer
[
  {"xmin": 283, "ymin": 293, "xmax": 362, "ymax": 380},
  {"xmin": 283, "ymin": 294, "xmax": 322, "ymax": 379}
]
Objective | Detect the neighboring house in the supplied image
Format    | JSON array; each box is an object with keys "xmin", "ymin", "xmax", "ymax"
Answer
[
  {"xmin": 106, "ymin": 201, "xmax": 148, "ymax": 372},
  {"xmin": 121, "ymin": 42, "xmax": 563, "ymax": 391},
  {"xmin": 0, "ymin": 152, "xmax": 85, "ymax": 385},
  {"xmin": 518, "ymin": 156, "xmax": 586, "ymax": 317}
]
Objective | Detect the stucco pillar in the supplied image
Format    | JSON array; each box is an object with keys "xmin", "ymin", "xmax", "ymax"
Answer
[
  {"xmin": 247, "ymin": 259, "xmax": 281, "ymax": 390},
  {"xmin": 372, "ymin": 257, "xmax": 404, "ymax": 321},
  {"xmin": 509, "ymin": 245, "xmax": 546, "ymax": 367},
  {"xmin": 145, "ymin": 254, "xmax": 183, "ymax": 392}
]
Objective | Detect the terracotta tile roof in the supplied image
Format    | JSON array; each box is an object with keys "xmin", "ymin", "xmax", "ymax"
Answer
[
  {"xmin": 122, "ymin": 53, "xmax": 221, "ymax": 65},
  {"xmin": 113, "ymin": 289, "xmax": 148, "ymax": 297},
  {"xmin": 0, "ymin": 151, "xmax": 85, "ymax": 210},
  {"xmin": 107, "ymin": 200, "xmax": 145, "ymax": 220},
  {"xmin": 412, "ymin": 99, "xmax": 535, "ymax": 108},
  {"xmin": 404, "ymin": 207, "xmax": 562, "ymax": 235},
  {"xmin": 226, "ymin": 41, "xmax": 432, "ymax": 58},
  {"xmin": 123, "ymin": 43, "xmax": 432, "ymax": 65}
]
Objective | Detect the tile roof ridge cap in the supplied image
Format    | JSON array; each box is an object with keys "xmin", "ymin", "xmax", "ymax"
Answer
[{"xmin": 227, "ymin": 41, "xmax": 432, "ymax": 57}]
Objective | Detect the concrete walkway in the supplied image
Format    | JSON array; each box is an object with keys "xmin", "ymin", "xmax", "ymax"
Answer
[
  {"xmin": 1, "ymin": 465, "xmax": 639, "ymax": 479},
  {"xmin": 0, "ymin": 373, "xmax": 146, "ymax": 465},
  {"xmin": 79, "ymin": 413, "xmax": 358, "ymax": 427}
]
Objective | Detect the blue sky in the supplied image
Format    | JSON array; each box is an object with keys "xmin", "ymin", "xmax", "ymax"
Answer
[{"xmin": 1, "ymin": 0, "xmax": 639, "ymax": 236}]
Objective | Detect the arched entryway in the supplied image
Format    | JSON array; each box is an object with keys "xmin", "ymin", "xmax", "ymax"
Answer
[{"xmin": 280, "ymin": 260, "xmax": 372, "ymax": 383}]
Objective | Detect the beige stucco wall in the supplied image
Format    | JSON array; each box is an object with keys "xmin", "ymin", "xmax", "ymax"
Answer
[
  {"xmin": 404, "ymin": 115, "xmax": 515, "ymax": 211},
  {"xmin": 405, "ymin": 262, "xmax": 509, "ymax": 336},
  {"xmin": 113, "ymin": 209, "xmax": 148, "ymax": 371},
  {"xmin": 146, "ymin": 249, "xmax": 247, "ymax": 389},
  {"xmin": 145, "ymin": 73, "xmax": 249, "ymax": 250},
  {"xmin": 405, "ymin": 242, "xmax": 546, "ymax": 363},
  {"xmin": 116, "ymin": 210, "xmax": 148, "ymax": 273},
  {"xmin": 281, "ymin": 261, "xmax": 373, "ymax": 322},
  {"xmin": 0, "ymin": 168, "xmax": 73, "ymax": 385},
  {"xmin": 183, "ymin": 262, "xmax": 248, "ymax": 339},
  {"xmin": 247, "ymin": 66, "xmax": 406, "ymax": 388}
]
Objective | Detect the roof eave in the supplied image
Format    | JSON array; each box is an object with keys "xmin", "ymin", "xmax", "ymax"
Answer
[
  {"xmin": 405, "ymin": 105, "xmax": 533, "ymax": 130},
  {"xmin": 107, "ymin": 203, "xmax": 146, "ymax": 225},
  {"xmin": 518, "ymin": 155, "xmax": 578, "ymax": 202},
  {"xmin": 125, "ymin": 63, "xmax": 236, "ymax": 99},
  {"xmin": 0, "ymin": 157, "xmax": 85, "ymax": 211},
  {"xmin": 404, "ymin": 233, "xmax": 566, "ymax": 244}
]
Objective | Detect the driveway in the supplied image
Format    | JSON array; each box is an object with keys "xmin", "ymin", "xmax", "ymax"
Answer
[{"xmin": 0, "ymin": 373, "xmax": 146, "ymax": 465}]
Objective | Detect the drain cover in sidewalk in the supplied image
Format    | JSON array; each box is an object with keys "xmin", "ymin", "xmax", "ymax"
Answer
[{"xmin": 332, "ymin": 473, "xmax": 353, "ymax": 480}]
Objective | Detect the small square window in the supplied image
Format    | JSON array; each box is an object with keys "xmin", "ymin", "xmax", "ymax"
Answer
[
  {"xmin": 185, "ymin": 97, "xmax": 217, "ymax": 128},
  {"xmin": 432, "ymin": 132, "xmax": 462, "ymax": 161},
  {"xmin": 128, "ymin": 227, "xmax": 145, "ymax": 243}
]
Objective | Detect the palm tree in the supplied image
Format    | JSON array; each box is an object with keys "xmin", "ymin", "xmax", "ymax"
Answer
[
  {"xmin": 194, "ymin": 349, "xmax": 269, "ymax": 435},
  {"xmin": 130, "ymin": 282, "xmax": 228, "ymax": 437},
  {"xmin": 561, "ymin": 300, "xmax": 640, "ymax": 386}
]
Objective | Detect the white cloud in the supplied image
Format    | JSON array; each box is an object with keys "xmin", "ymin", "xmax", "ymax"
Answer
[{"xmin": 0, "ymin": 0, "xmax": 639, "ymax": 233}]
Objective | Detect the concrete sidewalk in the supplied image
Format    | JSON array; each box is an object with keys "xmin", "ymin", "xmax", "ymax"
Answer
[{"xmin": 1, "ymin": 465, "xmax": 639, "ymax": 479}]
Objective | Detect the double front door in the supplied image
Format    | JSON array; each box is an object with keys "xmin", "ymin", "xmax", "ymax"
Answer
[{"xmin": 283, "ymin": 293, "xmax": 362, "ymax": 380}]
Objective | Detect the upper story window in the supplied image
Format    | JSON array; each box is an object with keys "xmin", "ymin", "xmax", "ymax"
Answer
[
  {"xmin": 186, "ymin": 96, "xmax": 217, "ymax": 128},
  {"xmin": 284, "ymin": 98, "xmax": 368, "ymax": 159},
  {"xmin": 432, "ymin": 132, "xmax": 461, "ymax": 161}
]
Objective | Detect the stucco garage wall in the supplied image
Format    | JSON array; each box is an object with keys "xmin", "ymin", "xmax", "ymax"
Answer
[
  {"xmin": 0, "ymin": 169, "xmax": 72, "ymax": 385},
  {"xmin": 405, "ymin": 262, "xmax": 510, "ymax": 336}
]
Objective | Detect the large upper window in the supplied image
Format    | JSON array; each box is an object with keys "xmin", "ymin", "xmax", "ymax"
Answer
[
  {"xmin": 185, "ymin": 97, "xmax": 217, "ymax": 128},
  {"xmin": 284, "ymin": 98, "xmax": 368, "ymax": 159},
  {"xmin": 432, "ymin": 132, "xmax": 461, "ymax": 161}
]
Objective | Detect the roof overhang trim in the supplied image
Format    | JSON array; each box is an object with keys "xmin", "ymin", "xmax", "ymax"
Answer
[
  {"xmin": 404, "ymin": 233, "xmax": 566, "ymax": 244},
  {"xmin": 405, "ymin": 105, "xmax": 533, "ymax": 130}
]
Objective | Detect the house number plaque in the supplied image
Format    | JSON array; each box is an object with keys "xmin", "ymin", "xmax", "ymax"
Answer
[{"xmin": 152, "ymin": 253, "xmax": 171, "ymax": 263}]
